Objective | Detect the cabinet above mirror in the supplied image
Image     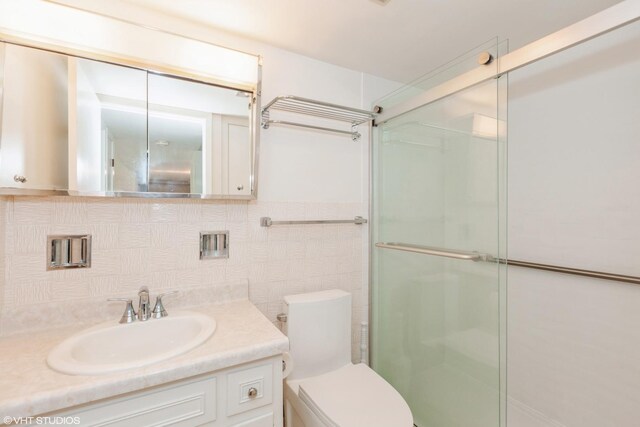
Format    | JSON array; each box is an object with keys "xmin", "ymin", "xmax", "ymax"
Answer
[{"xmin": 0, "ymin": 1, "xmax": 260, "ymax": 200}]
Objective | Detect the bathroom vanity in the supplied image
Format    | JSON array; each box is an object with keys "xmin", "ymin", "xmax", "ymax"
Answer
[
  {"xmin": 53, "ymin": 358, "xmax": 281, "ymax": 427},
  {"xmin": 0, "ymin": 299, "xmax": 288, "ymax": 426}
]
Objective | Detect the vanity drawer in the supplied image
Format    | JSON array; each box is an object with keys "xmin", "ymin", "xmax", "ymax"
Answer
[
  {"xmin": 226, "ymin": 363, "xmax": 273, "ymax": 416},
  {"xmin": 61, "ymin": 376, "xmax": 216, "ymax": 427}
]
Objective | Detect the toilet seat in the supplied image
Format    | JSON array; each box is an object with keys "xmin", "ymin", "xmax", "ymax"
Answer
[{"xmin": 296, "ymin": 363, "xmax": 413, "ymax": 427}]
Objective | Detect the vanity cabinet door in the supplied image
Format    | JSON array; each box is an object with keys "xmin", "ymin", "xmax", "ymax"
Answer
[
  {"xmin": 226, "ymin": 363, "xmax": 273, "ymax": 416},
  {"xmin": 58, "ymin": 376, "xmax": 217, "ymax": 427}
]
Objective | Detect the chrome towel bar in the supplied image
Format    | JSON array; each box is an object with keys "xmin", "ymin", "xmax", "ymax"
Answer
[
  {"xmin": 375, "ymin": 242, "xmax": 640, "ymax": 285},
  {"xmin": 261, "ymin": 216, "xmax": 367, "ymax": 227}
]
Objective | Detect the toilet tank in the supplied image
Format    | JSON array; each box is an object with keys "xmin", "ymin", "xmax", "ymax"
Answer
[{"xmin": 284, "ymin": 290, "xmax": 352, "ymax": 381}]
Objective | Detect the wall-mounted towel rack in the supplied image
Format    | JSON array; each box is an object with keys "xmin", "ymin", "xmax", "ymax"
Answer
[
  {"xmin": 261, "ymin": 216, "xmax": 367, "ymax": 227},
  {"xmin": 261, "ymin": 95, "xmax": 378, "ymax": 141},
  {"xmin": 376, "ymin": 242, "xmax": 640, "ymax": 285}
]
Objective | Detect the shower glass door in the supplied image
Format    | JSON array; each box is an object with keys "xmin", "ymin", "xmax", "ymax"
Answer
[{"xmin": 371, "ymin": 40, "xmax": 507, "ymax": 427}]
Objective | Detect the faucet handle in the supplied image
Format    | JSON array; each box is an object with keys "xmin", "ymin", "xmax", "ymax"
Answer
[
  {"xmin": 152, "ymin": 290, "xmax": 179, "ymax": 319},
  {"xmin": 107, "ymin": 298, "xmax": 136, "ymax": 324}
]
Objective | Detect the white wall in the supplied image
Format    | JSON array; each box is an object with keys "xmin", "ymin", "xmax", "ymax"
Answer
[{"xmin": 508, "ymin": 18, "xmax": 640, "ymax": 427}]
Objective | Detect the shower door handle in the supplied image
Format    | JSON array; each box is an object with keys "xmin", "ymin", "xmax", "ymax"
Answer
[{"xmin": 375, "ymin": 242, "xmax": 491, "ymax": 262}]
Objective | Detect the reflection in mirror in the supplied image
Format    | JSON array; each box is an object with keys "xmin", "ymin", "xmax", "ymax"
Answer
[
  {"xmin": 147, "ymin": 74, "xmax": 252, "ymax": 195},
  {"xmin": 148, "ymin": 114, "xmax": 203, "ymax": 194},
  {"xmin": 0, "ymin": 43, "xmax": 68, "ymax": 190},
  {"xmin": 70, "ymin": 58, "xmax": 147, "ymax": 193}
]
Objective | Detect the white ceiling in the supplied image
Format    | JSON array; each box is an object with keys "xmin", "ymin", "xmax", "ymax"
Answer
[{"xmin": 115, "ymin": 0, "xmax": 622, "ymax": 83}]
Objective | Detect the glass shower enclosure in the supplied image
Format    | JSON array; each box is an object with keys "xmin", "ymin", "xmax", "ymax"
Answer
[{"xmin": 371, "ymin": 40, "xmax": 508, "ymax": 427}]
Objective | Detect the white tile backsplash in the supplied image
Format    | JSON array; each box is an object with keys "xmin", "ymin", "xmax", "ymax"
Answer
[{"xmin": 0, "ymin": 196, "xmax": 368, "ymax": 360}]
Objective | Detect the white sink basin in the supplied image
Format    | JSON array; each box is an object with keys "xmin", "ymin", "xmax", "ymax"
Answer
[{"xmin": 47, "ymin": 311, "xmax": 216, "ymax": 375}]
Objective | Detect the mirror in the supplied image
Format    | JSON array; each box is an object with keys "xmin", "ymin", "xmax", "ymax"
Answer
[
  {"xmin": 147, "ymin": 74, "xmax": 252, "ymax": 196},
  {"xmin": 70, "ymin": 58, "xmax": 148, "ymax": 193},
  {"xmin": 0, "ymin": 42, "xmax": 257, "ymax": 198}
]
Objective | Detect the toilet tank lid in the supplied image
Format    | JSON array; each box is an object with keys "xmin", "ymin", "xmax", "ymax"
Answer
[{"xmin": 284, "ymin": 289, "xmax": 350, "ymax": 305}]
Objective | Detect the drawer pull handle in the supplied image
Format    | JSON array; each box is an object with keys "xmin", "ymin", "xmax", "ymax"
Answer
[{"xmin": 248, "ymin": 387, "xmax": 258, "ymax": 398}]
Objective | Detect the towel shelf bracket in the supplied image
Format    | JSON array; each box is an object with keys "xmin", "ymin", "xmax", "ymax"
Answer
[{"xmin": 261, "ymin": 95, "xmax": 377, "ymax": 141}]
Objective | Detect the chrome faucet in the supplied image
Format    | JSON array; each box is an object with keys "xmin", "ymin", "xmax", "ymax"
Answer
[
  {"xmin": 137, "ymin": 286, "xmax": 152, "ymax": 321},
  {"xmin": 108, "ymin": 287, "xmax": 179, "ymax": 324}
]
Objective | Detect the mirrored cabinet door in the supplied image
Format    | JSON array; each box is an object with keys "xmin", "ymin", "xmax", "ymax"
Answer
[
  {"xmin": 147, "ymin": 74, "xmax": 252, "ymax": 195},
  {"xmin": 0, "ymin": 43, "xmax": 69, "ymax": 190},
  {"xmin": 69, "ymin": 58, "xmax": 148, "ymax": 193}
]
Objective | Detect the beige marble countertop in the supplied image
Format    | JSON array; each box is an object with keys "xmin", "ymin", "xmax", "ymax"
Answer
[{"xmin": 0, "ymin": 299, "xmax": 289, "ymax": 418}]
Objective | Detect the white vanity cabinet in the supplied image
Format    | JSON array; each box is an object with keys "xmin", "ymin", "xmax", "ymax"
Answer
[{"xmin": 50, "ymin": 356, "xmax": 283, "ymax": 427}]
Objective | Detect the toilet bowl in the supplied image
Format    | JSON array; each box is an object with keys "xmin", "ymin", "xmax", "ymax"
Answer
[{"xmin": 283, "ymin": 289, "xmax": 413, "ymax": 427}]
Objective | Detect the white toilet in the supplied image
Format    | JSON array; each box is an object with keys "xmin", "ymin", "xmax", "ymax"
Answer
[{"xmin": 283, "ymin": 289, "xmax": 413, "ymax": 427}]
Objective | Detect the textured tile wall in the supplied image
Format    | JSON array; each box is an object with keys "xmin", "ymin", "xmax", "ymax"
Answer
[{"xmin": 0, "ymin": 196, "xmax": 368, "ymax": 360}]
